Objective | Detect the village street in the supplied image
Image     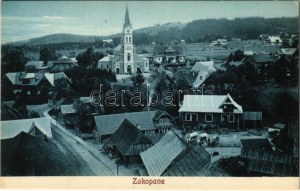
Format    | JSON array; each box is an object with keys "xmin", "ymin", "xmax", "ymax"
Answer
[{"xmin": 44, "ymin": 110, "xmax": 137, "ymax": 176}]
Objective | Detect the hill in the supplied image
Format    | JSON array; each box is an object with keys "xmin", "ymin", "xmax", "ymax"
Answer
[{"xmin": 5, "ymin": 17, "xmax": 298, "ymax": 46}]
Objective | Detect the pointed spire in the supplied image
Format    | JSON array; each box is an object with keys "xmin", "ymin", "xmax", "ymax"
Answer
[{"xmin": 123, "ymin": 4, "xmax": 131, "ymax": 29}]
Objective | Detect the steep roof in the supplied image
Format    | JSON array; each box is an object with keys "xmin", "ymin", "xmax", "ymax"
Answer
[
  {"xmin": 123, "ymin": 5, "xmax": 132, "ymax": 28},
  {"xmin": 94, "ymin": 111, "xmax": 157, "ymax": 137},
  {"xmin": 153, "ymin": 45, "xmax": 185, "ymax": 56},
  {"xmin": 241, "ymin": 148, "xmax": 297, "ymax": 176},
  {"xmin": 44, "ymin": 72, "xmax": 71, "ymax": 86},
  {"xmin": 110, "ymin": 119, "xmax": 152, "ymax": 156},
  {"xmin": 1, "ymin": 132, "xmax": 80, "ymax": 176},
  {"xmin": 240, "ymin": 138, "xmax": 272, "ymax": 151},
  {"xmin": 281, "ymin": 48, "xmax": 297, "ymax": 56},
  {"xmin": 4, "ymin": 72, "xmax": 44, "ymax": 86},
  {"xmin": 179, "ymin": 94, "xmax": 243, "ymax": 113},
  {"xmin": 1, "ymin": 117, "xmax": 53, "ymax": 139},
  {"xmin": 140, "ymin": 130, "xmax": 187, "ymax": 176},
  {"xmin": 163, "ymin": 145, "xmax": 211, "ymax": 176}
]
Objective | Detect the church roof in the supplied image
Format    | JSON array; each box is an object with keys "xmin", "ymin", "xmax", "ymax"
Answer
[{"xmin": 123, "ymin": 5, "xmax": 132, "ymax": 28}]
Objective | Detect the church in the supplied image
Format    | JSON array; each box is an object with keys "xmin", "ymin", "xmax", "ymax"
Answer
[{"xmin": 98, "ymin": 6, "xmax": 149, "ymax": 74}]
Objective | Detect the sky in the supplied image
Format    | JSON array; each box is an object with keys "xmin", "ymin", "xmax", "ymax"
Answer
[{"xmin": 2, "ymin": 1, "xmax": 299, "ymax": 43}]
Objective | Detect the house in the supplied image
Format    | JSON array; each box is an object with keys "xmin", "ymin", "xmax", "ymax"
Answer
[
  {"xmin": 110, "ymin": 119, "xmax": 153, "ymax": 166},
  {"xmin": 94, "ymin": 111, "xmax": 171, "ymax": 141},
  {"xmin": 152, "ymin": 44, "xmax": 185, "ymax": 65},
  {"xmin": 25, "ymin": 61, "xmax": 48, "ymax": 72},
  {"xmin": 163, "ymin": 145, "xmax": 229, "ymax": 176},
  {"xmin": 280, "ymin": 48, "xmax": 297, "ymax": 56},
  {"xmin": 3, "ymin": 72, "xmax": 71, "ymax": 96},
  {"xmin": 243, "ymin": 50, "xmax": 254, "ymax": 56},
  {"xmin": 140, "ymin": 130, "xmax": 187, "ymax": 176},
  {"xmin": 143, "ymin": 106, "xmax": 174, "ymax": 128},
  {"xmin": 51, "ymin": 60, "xmax": 78, "ymax": 72},
  {"xmin": 60, "ymin": 97, "xmax": 98, "ymax": 129},
  {"xmin": 245, "ymin": 54, "xmax": 274, "ymax": 82},
  {"xmin": 1, "ymin": 132, "xmax": 80, "ymax": 176},
  {"xmin": 179, "ymin": 94, "xmax": 243, "ymax": 130},
  {"xmin": 97, "ymin": 6, "xmax": 149, "ymax": 74},
  {"xmin": 240, "ymin": 138, "xmax": 298, "ymax": 176},
  {"xmin": 190, "ymin": 61, "xmax": 216, "ymax": 88},
  {"xmin": 1, "ymin": 117, "xmax": 53, "ymax": 140},
  {"xmin": 267, "ymin": 36, "xmax": 283, "ymax": 46}
]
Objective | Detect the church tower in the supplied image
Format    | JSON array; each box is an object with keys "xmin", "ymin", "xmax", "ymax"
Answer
[{"xmin": 123, "ymin": 5, "xmax": 134, "ymax": 74}]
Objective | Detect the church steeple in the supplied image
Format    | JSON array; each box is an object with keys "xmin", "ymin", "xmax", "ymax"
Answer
[{"xmin": 123, "ymin": 4, "xmax": 132, "ymax": 29}]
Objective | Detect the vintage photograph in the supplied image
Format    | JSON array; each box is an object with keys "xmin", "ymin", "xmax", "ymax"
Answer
[{"xmin": 1, "ymin": 1, "xmax": 299, "ymax": 178}]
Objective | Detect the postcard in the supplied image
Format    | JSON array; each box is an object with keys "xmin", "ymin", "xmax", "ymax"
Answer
[{"xmin": 0, "ymin": 1, "xmax": 299, "ymax": 190}]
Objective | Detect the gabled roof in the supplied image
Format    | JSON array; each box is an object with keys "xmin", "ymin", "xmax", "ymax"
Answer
[
  {"xmin": 1, "ymin": 132, "xmax": 80, "ymax": 176},
  {"xmin": 94, "ymin": 111, "xmax": 157, "ymax": 136},
  {"xmin": 191, "ymin": 61, "xmax": 216, "ymax": 73},
  {"xmin": 154, "ymin": 110, "xmax": 173, "ymax": 121},
  {"xmin": 241, "ymin": 148, "xmax": 297, "ymax": 176},
  {"xmin": 110, "ymin": 119, "xmax": 152, "ymax": 156},
  {"xmin": 163, "ymin": 145, "xmax": 211, "ymax": 176},
  {"xmin": 4, "ymin": 72, "xmax": 44, "ymax": 86},
  {"xmin": 268, "ymin": 36, "xmax": 282, "ymax": 43},
  {"xmin": 1, "ymin": 117, "xmax": 53, "ymax": 139},
  {"xmin": 179, "ymin": 94, "xmax": 243, "ymax": 114},
  {"xmin": 140, "ymin": 130, "xmax": 187, "ymax": 176},
  {"xmin": 281, "ymin": 48, "xmax": 297, "ymax": 56},
  {"xmin": 153, "ymin": 45, "xmax": 185, "ymax": 56},
  {"xmin": 240, "ymin": 138, "xmax": 272, "ymax": 151},
  {"xmin": 44, "ymin": 72, "xmax": 71, "ymax": 86}
]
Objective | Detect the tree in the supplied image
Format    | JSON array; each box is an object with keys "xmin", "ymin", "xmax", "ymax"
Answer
[
  {"xmin": 1, "ymin": 48, "xmax": 28, "ymax": 76},
  {"xmin": 39, "ymin": 47, "xmax": 57, "ymax": 65}
]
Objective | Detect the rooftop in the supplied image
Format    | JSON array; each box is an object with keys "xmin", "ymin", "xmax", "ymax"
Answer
[
  {"xmin": 179, "ymin": 94, "xmax": 243, "ymax": 114},
  {"xmin": 140, "ymin": 130, "xmax": 187, "ymax": 176}
]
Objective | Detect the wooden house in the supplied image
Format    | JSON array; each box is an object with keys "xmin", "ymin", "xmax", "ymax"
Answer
[
  {"xmin": 1, "ymin": 117, "xmax": 53, "ymax": 140},
  {"xmin": 94, "ymin": 111, "xmax": 171, "ymax": 141},
  {"xmin": 240, "ymin": 138, "xmax": 298, "ymax": 176},
  {"xmin": 179, "ymin": 94, "xmax": 243, "ymax": 130},
  {"xmin": 110, "ymin": 119, "xmax": 153, "ymax": 166}
]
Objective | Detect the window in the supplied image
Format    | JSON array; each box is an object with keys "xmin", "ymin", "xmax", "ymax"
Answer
[
  {"xmin": 107, "ymin": 64, "xmax": 108, "ymax": 69},
  {"xmin": 126, "ymin": 37, "xmax": 128, "ymax": 43},
  {"xmin": 164, "ymin": 118, "xmax": 169, "ymax": 123},
  {"xmin": 159, "ymin": 119, "xmax": 163, "ymax": 124},
  {"xmin": 127, "ymin": 53, "xmax": 131, "ymax": 61},
  {"xmin": 129, "ymin": 36, "xmax": 131, "ymax": 43},
  {"xmin": 145, "ymin": 62, "xmax": 148, "ymax": 67},
  {"xmin": 186, "ymin": 113, "xmax": 197, "ymax": 121},
  {"xmin": 205, "ymin": 114, "xmax": 213, "ymax": 122},
  {"xmin": 229, "ymin": 114, "xmax": 234, "ymax": 123},
  {"xmin": 185, "ymin": 113, "xmax": 192, "ymax": 121},
  {"xmin": 199, "ymin": 76, "xmax": 202, "ymax": 80}
]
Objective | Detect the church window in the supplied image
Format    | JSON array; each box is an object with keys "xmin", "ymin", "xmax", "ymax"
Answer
[
  {"xmin": 129, "ymin": 36, "xmax": 131, "ymax": 43},
  {"xmin": 126, "ymin": 37, "xmax": 128, "ymax": 43},
  {"xmin": 127, "ymin": 53, "xmax": 131, "ymax": 61},
  {"xmin": 145, "ymin": 63, "xmax": 148, "ymax": 67},
  {"xmin": 107, "ymin": 64, "xmax": 108, "ymax": 69}
]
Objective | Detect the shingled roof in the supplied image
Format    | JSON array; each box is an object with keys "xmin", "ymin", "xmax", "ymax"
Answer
[
  {"xmin": 1, "ymin": 132, "xmax": 80, "ymax": 176},
  {"xmin": 241, "ymin": 148, "xmax": 298, "ymax": 176},
  {"xmin": 163, "ymin": 145, "xmax": 211, "ymax": 176},
  {"xmin": 1, "ymin": 117, "xmax": 53, "ymax": 139},
  {"xmin": 140, "ymin": 130, "xmax": 187, "ymax": 176},
  {"xmin": 240, "ymin": 138, "xmax": 272, "ymax": 151},
  {"xmin": 110, "ymin": 119, "xmax": 153, "ymax": 156},
  {"xmin": 94, "ymin": 111, "xmax": 157, "ymax": 137}
]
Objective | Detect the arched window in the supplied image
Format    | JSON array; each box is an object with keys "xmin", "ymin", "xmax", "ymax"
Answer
[
  {"xmin": 126, "ymin": 37, "xmax": 128, "ymax": 43},
  {"xmin": 127, "ymin": 53, "xmax": 131, "ymax": 61},
  {"xmin": 129, "ymin": 36, "xmax": 131, "ymax": 43},
  {"xmin": 107, "ymin": 64, "xmax": 108, "ymax": 69}
]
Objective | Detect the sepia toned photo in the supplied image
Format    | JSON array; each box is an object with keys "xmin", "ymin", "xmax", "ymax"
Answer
[{"xmin": 0, "ymin": 1, "xmax": 299, "ymax": 187}]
